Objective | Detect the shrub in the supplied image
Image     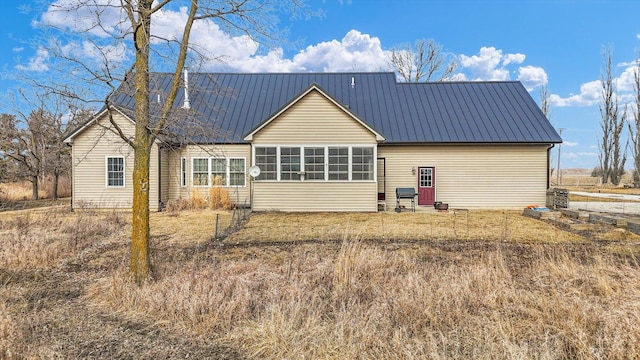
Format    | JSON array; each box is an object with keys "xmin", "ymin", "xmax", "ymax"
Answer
[
  {"xmin": 164, "ymin": 198, "xmax": 191, "ymax": 213},
  {"xmin": 189, "ymin": 189, "xmax": 207, "ymax": 209},
  {"xmin": 208, "ymin": 176, "xmax": 233, "ymax": 210}
]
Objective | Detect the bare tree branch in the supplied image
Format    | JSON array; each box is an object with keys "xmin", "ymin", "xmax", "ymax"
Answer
[{"xmin": 389, "ymin": 39, "xmax": 457, "ymax": 82}]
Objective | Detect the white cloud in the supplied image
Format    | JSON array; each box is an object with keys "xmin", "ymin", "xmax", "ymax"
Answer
[
  {"xmin": 56, "ymin": 40, "xmax": 127, "ymax": 65},
  {"xmin": 33, "ymin": 3, "xmax": 556, "ymax": 90},
  {"xmin": 503, "ymin": 53, "xmax": 526, "ymax": 66},
  {"xmin": 458, "ymin": 47, "xmax": 525, "ymax": 81},
  {"xmin": 13, "ymin": 47, "xmax": 24, "ymax": 53},
  {"xmin": 15, "ymin": 47, "xmax": 50, "ymax": 72},
  {"xmin": 549, "ymin": 80, "xmax": 600, "ymax": 107},
  {"xmin": 617, "ymin": 63, "xmax": 638, "ymax": 93},
  {"xmin": 563, "ymin": 141, "xmax": 579, "ymax": 147},
  {"xmin": 151, "ymin": 5, "xmax": 260, "ymax": 67},
  {"xmin": 201, "ymin": 29, "xmax": 389, "ymax": 73},
  {"xmin": 287, "ymin": 30, "xmax": 388, "ymax": 72},
  {"xmin": 550, "ymin": 58, "xmax": 640, "ymax": 108},
  {"xmin": 517, "ymin": 65, "xmax": 548, "ymax": 91},
  {"xmin": 37, "ymin": 0, "xmax": 128, "ymax": 38}
]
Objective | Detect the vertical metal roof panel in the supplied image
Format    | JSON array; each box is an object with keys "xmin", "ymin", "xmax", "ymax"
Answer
[{"xmin": 108, "ymin": 72, "xmax": 562, "ymax": 144}]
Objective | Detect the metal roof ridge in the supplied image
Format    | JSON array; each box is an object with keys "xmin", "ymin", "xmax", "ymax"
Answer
[{"xmin": 397, "ymin": 80, "xmax": 523, "ymax": 85}]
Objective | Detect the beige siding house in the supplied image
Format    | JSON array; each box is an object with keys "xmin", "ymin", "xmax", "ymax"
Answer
[
  {"xmin": 66, "ymin": 108, "xmax": 161, "ymax": 210},
  {"xmin": 64, "ymin": 72, "xmax": 561, "ymax": 212}
]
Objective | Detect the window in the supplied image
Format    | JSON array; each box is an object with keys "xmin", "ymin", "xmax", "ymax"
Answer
[
  {"xmin": 180, "ymin": 157, "xmax": 187, "ymax": 187},
  {"xmin": 420, "ymin": 167, "xmax": 433, "ymax": 187},
  {"xmin": 304, "ymin": 147, "xmax": 325, "ymax": 180},
  {"xmin": 280, "ymin": 147, "xmax": 300, "ymax": 180},
  {"xmin": 255, "ymin": 147, "xmax": 277, "ymax": 180},
  {"xmin": 229, "ymin": 158, "xmax": 246, "ymax": 186},
  {"xmin": 192, "ymin": 158, "xmax": 209, "ymax": 186},
  {"xmin": 328, "ymin": 147, "xmax": 349, "ymax": 180},
  {"xmin": 106, "ymin": 157, "xmax": 125, "ymax": 187},
  {"xmin": 191, "ymin": 157, "xmax": 246, "ymax": 187},
  {"xmin": 211, "ymin": 158, "xmax": 226, "ymax": 185},
  {"xmin": 352, "ymin": 147, "xmax": 374, "ymax": 180},
  {"xmin": 252, "ymin": 146, "xmax": 375, "ymax": 182}
]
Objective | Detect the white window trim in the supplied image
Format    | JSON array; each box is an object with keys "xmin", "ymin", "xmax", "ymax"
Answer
[
  {"xmin": 304, "ymin": 146, "xmax": 326, "ymax": 181},
  {"xmin": 253, "ymin": 146, "xmax": 278, "ymax": 181},
  {"xmin": 251, "ymin": 144, "xmax": 376, "ymax": 183},
  {"xmin": 279, "ymin": 146, "xmax": 302, "ymax": 181},
  {"xmin": 192, "ymin": 157, "xmax": 210, "ymax": 187},
  {"xmin": 180, "ymin": 157, "xmax": 187, "ymax": 188},
  {"xmin": 105, "ymin": 156, "xmax": 125, "ymax": 188},
  {"xmin": 191, "ymin": 156, "xmax": 247, "ymax": 188},
  {"xmin": 228, "ymin": 157, "xmax": 247, "ymax": 187}
]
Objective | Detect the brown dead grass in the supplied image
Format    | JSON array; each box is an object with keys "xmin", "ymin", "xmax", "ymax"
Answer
[
  {"xmin": 226, "ymin": 211, "xmax": 586, "ymax": 244},
  {"xmin": 208, "ymin": 183, "xmax": 233, "ymax": 211},
  {"xmin": 2, "ymin": 207, "xmax": 640, "ymax": 359},
  {"xmin": 0, "ymin": 178, "xmax": 71, "ymax": 203}
]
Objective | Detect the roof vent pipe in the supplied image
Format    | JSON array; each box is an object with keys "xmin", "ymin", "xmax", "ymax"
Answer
[
  {"xmin": 183, "ymin": 66, "xmax": 190, "ymax": 109},
  {"xmin": 351, "ymin": 76, "xmax": 355, "ymax": 88}
]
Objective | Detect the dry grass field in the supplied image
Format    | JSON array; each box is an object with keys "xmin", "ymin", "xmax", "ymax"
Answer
[
  {"xmin": 0, "ymin": 178, "xmax": 71, "ymax": 208},
  {"xmin": 1, "ymin": 205, "xmax": 640, "ymax": 359}
]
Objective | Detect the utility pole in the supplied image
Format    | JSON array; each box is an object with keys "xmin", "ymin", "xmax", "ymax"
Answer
[{"xmin": 556, "ymin": 128, "xmax": 564, "ymax": 186}]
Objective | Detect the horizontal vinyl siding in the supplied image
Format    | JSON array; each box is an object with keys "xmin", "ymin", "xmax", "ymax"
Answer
[
  {"xmin": 378, "ymin": 144, "xmax": 549, "ymax": 209},
  {"xmin": 159, "ymin": 148, "xmax": 170, "ymax": 204},
  {"xmin": 149, "ymin": 143, "xmax": 159, "ymax": 210},
  {"xmin": 166, "ymin": 149, "xmax": 183, "ymax": 202},
  {"xmin": 71, "ymin": 114, "xmax": 138, "ymax": 209},
  {"xmin": 252, "ymin": 90, "xmax": 377, "ymax": 144},
  {"xmin": 253, "ymin": 182, "xmax": 377, "ymax": 212}
]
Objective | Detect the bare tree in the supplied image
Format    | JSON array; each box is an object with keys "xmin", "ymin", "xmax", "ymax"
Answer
[
  {"xmin": 539, "ymin": 83, "xmax": 555, "ymax": 179},
  {"xmin": 611, "ymin": 108, "xmax": 627, "ymax": 186},
  {"xmin": 45, "ymin": 106, "xmax": 90, "ymax": 200},
  {"xmin": 389, "ymin": 39, "xmax": 457, "ymax": 82},
  {"xmin": 627, "ymin": 56, "xmax": 640, "ymax": 187},
  {"xmin": 598, "ymin": 47, "xmax": 626, "ymax": 185},
  {"xmin": 36, "ymin": 0, "xmax": 307, "ymax": 284},
  {"xmin": 0, "ymin": 110, "xmax": 53, "ymax": 200}
]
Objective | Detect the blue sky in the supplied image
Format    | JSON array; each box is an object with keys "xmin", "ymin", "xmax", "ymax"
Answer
[{"xmin": 2, "ymin": 0, "xmax": 640, "ymax": 170}]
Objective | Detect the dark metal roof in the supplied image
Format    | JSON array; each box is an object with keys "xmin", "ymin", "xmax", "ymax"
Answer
[{"xmin": 109, "ymin": 72, "xmax": 561, "ymax": 144}]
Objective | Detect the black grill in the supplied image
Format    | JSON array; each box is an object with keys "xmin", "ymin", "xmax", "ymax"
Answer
[{"xmin": 395, "ymin": 187, "xmax": 418, "ymax": 212}]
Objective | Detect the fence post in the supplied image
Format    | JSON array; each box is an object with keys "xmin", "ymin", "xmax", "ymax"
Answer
[{"xmin": 214, "ymin": 213, "xmax": 219, "ymax": 239}]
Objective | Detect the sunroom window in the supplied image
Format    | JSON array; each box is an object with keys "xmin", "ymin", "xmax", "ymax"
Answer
[
  {"xmin": 352, "ymin": 147, "xmax": 374, "ymax": 180},
  {"xmin": 255, "ymin": 147, "xmax": 277, "ymax": 180},
  {"xmin": 280, "ymin": 147, "xmax": 301, "ymax": 180},
  {"xmin": 328, "ymin": 147, "xmax": 349, "ymax": 180},
  {"xmin": 304, "ymin": 147, "xmax": 325, "ymax": 180},
  {"xmin": 253, "ymin": 146, "xmax": 375, "ymax": 182}
]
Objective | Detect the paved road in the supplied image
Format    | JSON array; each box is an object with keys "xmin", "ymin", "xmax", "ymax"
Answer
[
  {"xmin": 571, "ymin": 191, "xmax": 640, "ymax": 201},
  {"xmin": 570, "ymin": 191, "xmax": 640, "ymax": 215}
]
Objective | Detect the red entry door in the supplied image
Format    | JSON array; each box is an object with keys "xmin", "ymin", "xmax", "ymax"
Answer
[{"xmin": 417, "ymin": 167, "xmax": 435, "ymax": 205}]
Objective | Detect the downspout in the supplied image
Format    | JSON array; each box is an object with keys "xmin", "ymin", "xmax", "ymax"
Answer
[
  {"xmin": 547, "ymin": 144, "xmax": 554, "ymax": 188},
  {"xmin": 158, "ymin": 146, "xmax": 162, "ymax": 212},
  {"xmin": 158, "ymin": 146, "xmax": 163, "ymax": 211},
  {"xmin": 67, "ymin": 142, "xmax": 74, "ymax": 212}
]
